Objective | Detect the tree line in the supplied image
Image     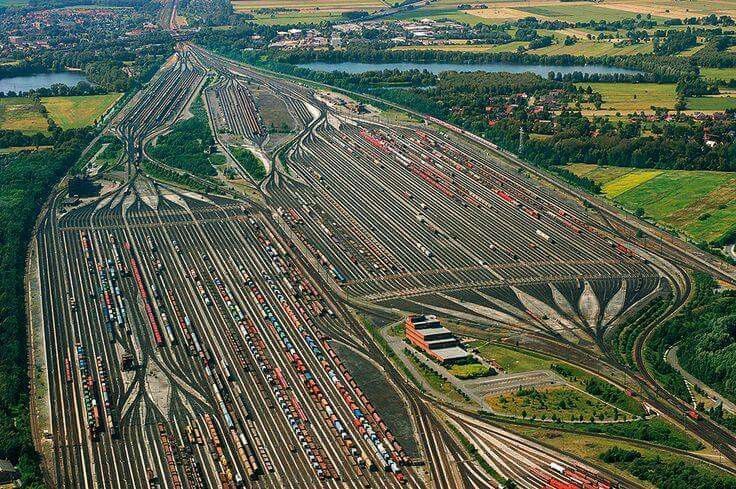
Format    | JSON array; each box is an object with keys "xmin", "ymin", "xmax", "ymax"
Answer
[{"xmin": 0, "ymin": 128, "xmax": 95, "ymax": 487}]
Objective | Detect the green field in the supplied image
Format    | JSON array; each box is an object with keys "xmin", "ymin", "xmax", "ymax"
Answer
[
  {"xmin": 42, "ymin": 93, "xmax": 121, "ymax": 129},
  {"xmin": 475, "ymin": 342, "xmax": 549, "ymax": 373},
  {"xmin": 574, "ymin": 83, "xmax": 677, "ymax": 114},
  {"xmin": 232, "ymin": 0, "xmax": 387, "ymax": 24},
  {"xmin": 566, "ymin": 164, "xmax": 736, "ymax": 242},
  {"xmin": 574, "ymin": 83, "xmax": 736, "ymax": 114},
  {"xmin": 0, "ymin": 97, "xmax": 49, "ymax": 134},
  {"xmin": 686, "ymin": 94, "xmax": 736, "ymax": 111},
  {"xmin": 700, "ymin": 67, "xmax": 736, "ymax": 82},
  {"xmin": 487, "ymin": 386, "xmax": 618, "ymax": 421}
]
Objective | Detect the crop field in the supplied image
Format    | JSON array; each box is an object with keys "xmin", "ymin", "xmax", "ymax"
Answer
[
  {"xmin": 531, "ymin": 40, "xmax": 652, "ymax": 56},
  {"xmin": 486, "ymin": 386, "xmax": 618, "ymax": 421},
  {"xmin": 408, "ymin": 0, "xmax": 736, "ymax": 25},
  {"xmin": 686, "ymin": 94, "xmax": 736, "ymax": 111},
  {"xmin": 602, "ymin": 0, "xmax": 736, "ymax": 19},
  {"xmin": 41, "ymin": 93, "xmax": 121, "ymax": 129},
  {"xmin": 566, "ymin": 164, "xmax": 736, "ymax": 243},
  {"xmin": 0, "ymin": 97, "xmax": 48, "ymax": 134},
  {"xmin": 574, "ymin": 83, "xmax": 677, "ymax": 115},
  {"xmin": 392, "ymin": 41, "xmax": 527, "ymax": 53},
  {"xmin": 232, "ymin": 0, "xmax": 387, "ymax": 23},
  {"xmin": 700, "ymin": 67, "xmax": 736, "ymax": 82},
  {"xmin": 515, "ymin": 4, "xmax": 657, "ymax": 23}
]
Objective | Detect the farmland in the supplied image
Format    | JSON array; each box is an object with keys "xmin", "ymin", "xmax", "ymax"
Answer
[
  {"xmin": 574, "ymin": 83, "xmax": 678, "ymax": 115},
  {"xmin": 700, "ymin": 67, "xmax": 736, "ymax": 82},
  {"xmin": 41, "ymin": 93, "xmax": 121, "ymax": 129},
  {"xmin": 574, "ymin": 83, "xmax": 736, "ymax": 115},
  {"xmin": 566, "ymin": 164, "xmax": 736, "ymax": 243},
  {"xmin": 531, "ymin": 40, "xmax": 653, "ymax": 57},
  {"xmin": 0, "ymin": 97, "xmax": 49, "ymax": 134},
  {"xmin": 232, "ymin": 0, "xmax": 387, "ymax": 24},
  {"xmin": 516, "ymin": 3, "xmax": 660, "ymax": 23},
  {"xmin": 392, "ymin": 42, "xmax": 527, "ymax": 54}
]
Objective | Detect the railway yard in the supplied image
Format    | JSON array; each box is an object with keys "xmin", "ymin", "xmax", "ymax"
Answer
[{"xmin": 28, "ymin": 6, "xmax": 736, "ymax": 488}]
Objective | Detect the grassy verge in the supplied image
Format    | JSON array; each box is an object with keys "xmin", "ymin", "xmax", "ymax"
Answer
[{"xmin": 404, "ymin": 348, "xmax": 467, "ymax": 404}]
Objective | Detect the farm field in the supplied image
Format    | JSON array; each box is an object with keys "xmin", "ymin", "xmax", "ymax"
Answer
[
  {"xmin": 531, "ymin": 39, "xmax": 652, "ymax": 56},
  {"xmin": 232, "ymin": 0, "xmax": 387, "ymax": 23},
  {"xmin": 686, "ymin": 94, "xmax": 736, "ymax": 112},
  {"xmin": 574, "ymin": 83, "xmax": 677, "ymax": 115},
  {"xmin": 41, "ymin": 93, "xmax": 121, "ymax": 129},
  {"xmin": 388, "ymin": 0, "xmax": 736, "ymax": 25},
  {"xmin": 574, "ymin": 83, "xmax": 736, "ymax": 115},
  {"xmin": 566, "ymin": 164, "xmax": 736, "ymax": 243},
  {"xmin": 700, "ymin": 67, "xmax": 736, "ymax": 83},
  {"xmin": 392, "ymin": 41, "xmax": 527, "ymax": 53},
  {"xmin": 0, "ymin": 97, "xmax": 48, "ymax": 134},
  {"xmin": 515, "ymin": 3, "xmax": 662, "ymax": 23}
]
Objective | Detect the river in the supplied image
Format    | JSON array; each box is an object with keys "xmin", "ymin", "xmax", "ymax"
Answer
[
  {"xmin": 0, "ymin": 71, "xmax": 89, "ymax": 94},
  {"xmin": 297, "ymin": 61, "xmax": 642, "ymax": 76}
]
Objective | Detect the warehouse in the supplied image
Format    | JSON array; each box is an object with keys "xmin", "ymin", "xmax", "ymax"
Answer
[{"xmin": 405, "ymin": 315, "xmax": 470, "ymax": 364}]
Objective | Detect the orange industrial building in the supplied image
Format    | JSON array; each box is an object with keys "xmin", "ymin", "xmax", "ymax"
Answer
[{"xmin": 405, "ymin": 314, "xmax": 470, "ymax": 364}]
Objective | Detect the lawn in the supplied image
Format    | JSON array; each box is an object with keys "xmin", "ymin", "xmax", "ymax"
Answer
[
  {"xmin": 449, "ymin": 362, "xmax": 491, "ymax": 379},
  {"xmin": 566, "ymin": 164, "xmax": 736, "ymax": 243},
  {"xmin": 41, "ymin": 93, "xmax": 121, "ymax": 129},
  {"xmin": 487, "ymin": 385, "xmax": 618, "ymax": 421},
  {"xmin": 574, "ymin": 82, "xmax": 678, "ymax": 114},
  {"xmin": 475, "ymin": 342, "xmax": 549, "ymax": 374},
  {"xmin": 0, "ymin": 97, "xmax": 48, "ymax": 134}
]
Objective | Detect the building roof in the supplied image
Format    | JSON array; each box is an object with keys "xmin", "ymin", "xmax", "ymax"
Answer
[
  {"xmin": 409, "ymin": 314, "xmax": 441, "ymax": 329},
  {"xmin": 0, "ymin": 460, "xmax": 14, "ymax": 473},
  {"xmin": 432, "ymin": 346, "xmax": 470, "ymax": 361},
  {"xmin": 413, "ymin": 326, "xmax": 450, "ymax": 337}
]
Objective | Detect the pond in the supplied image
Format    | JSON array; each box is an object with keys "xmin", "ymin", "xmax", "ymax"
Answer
[
  {"xmin": 297, "ymin": 61, "xmax": 642, "ymax": 76},
  {"xmin": 0, "ymin": 71, "xmax": 89, "ymax": 94}
]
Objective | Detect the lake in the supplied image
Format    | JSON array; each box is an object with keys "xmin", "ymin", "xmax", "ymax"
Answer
[
  {"xmin": 297, "ymin": 61, "xmax": 642, "ymax": 76},
  {"xmin": 0, "ymin": 71, "xmax": 89, "ymax": 94}
]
